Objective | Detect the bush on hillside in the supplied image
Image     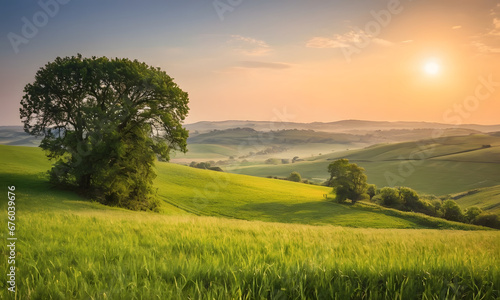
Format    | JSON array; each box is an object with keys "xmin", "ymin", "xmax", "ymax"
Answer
[
  {"xmin": 287, "ymin": 172, "xmax": 302, "ymax": 182},
  {"xmin": 473, "ymin": 213, "xmax": 500, "ymax": 229}
]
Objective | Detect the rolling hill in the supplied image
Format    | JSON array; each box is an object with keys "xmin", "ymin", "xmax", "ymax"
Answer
[
  {"xmin": 224, "ymin": 133, "xmax": 500, "ymax": 196},
  {"xmin": 451, "ymin": 185, "xmax": 500, "ymax": 214},
  {"xmin": 0, "ymin": 144, "xmax": 482, "ymax": 230}
]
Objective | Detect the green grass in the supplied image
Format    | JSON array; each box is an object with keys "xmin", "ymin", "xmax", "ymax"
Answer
[
  {"xmin": 171, "ymin": 144, "xmax": 240, "ymax": 161},
  {"xmin": 1, "ymin": 212, "xmax": 498, "ymax": 299},
  {"xmin": 0, "ymin": 144, "xmax": 499, "ymax": 299},
  {"xmin": 451, "ymin": 185, "xmax": 500, "ymax": 214},
  {"xmin": 155, "ymin": 155, "xmax": 484, "ymax": 230}
]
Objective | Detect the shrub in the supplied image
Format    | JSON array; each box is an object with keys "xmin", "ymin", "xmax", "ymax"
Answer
[
  {"xmin": 465, "ymin": 207, "xmax": 483, "ymax": 223},
  {"xmin": 379, "ymin": 187, "xmax": 402, "ymax": 207},
  {"xmin": 442, "ymin": 200, "xmax": 465, "ymax": 222},
  {"xmin": 473, "ymin": 213, "xmax": 500, "ymax": 229},
  {"xmin": 366, "ymin": 184, "xmax": 377, "ymax": 199},
  {"xmin": 287, "ymin": 172, "xmax": 302, "ymax": 182},
  {"xmin": 399, "ymin": 187, "xmax": 420, "ymax": 209}
]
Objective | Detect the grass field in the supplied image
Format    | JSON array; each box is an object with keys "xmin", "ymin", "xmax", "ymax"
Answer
[
  {"xmin": 1, "ymin": 212, "xmax": 498, "ymax": 299},
  {"xmin": 0, "ymin": 144, "xmax": 499, "ymax": 299}
]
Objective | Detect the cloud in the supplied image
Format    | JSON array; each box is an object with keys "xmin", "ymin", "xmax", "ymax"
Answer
[
  {"xmin": 494, "ymin": 18, "xmax": 500, "ymax": 29},
  {"xmin": 306, "ymin": 37, "xmax": 349, "ymax": 48},
  {"xmin": 228, "ymin": 35, "xmax": 271, "ymax": 56},
  {"xmin": 372, "ymin": 38, "xmax": 393, "ymax": 47},
  {"xmin": 452, "ymin": 25, "xmax": 462, "ymax": 30},
  {"xmin": 306, "ymin": 29, "xmax": 393, "ymax": 49},
  {"xmin": 237, "ymin": 61, "xmax": 290, "ymax": 69},
  {"xmin": 471, "ymin": 7, "xmax": 500, "ymax": 54},
  {"xmin": 401, "ymin": 40, "xmax": 414, "ymax": 44},
  {"xmin": 471, "ymin": 41, "xmax": 500, "ymax": 53}
]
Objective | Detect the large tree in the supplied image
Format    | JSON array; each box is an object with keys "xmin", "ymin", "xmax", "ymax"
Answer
[
  {"xmin": 327, "ymin": 159, "xmax": 367, "ymax": 203},
  {"xmin": 20, "ymin": 54, "xmax": 189, "ymax": 210}
]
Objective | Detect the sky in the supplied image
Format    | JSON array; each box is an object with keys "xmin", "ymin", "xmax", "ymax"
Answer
[{"xmin": 0, "ymin": 0, "xmax": 499, "ymax": 126}]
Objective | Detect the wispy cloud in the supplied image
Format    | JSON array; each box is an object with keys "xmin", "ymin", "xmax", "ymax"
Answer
[
  {"xmin": 306, "ymin": 29, "xmax": 393, "ymax": 49},
  {"xmin": 452, "ymin": 25, "xmax": 462, "ymax": 30},
  {"xmin": 473, "ymin": 8, "xmax": 500, "ymax": 54},
  {"xmin": 494, "ymin": 18, "xmax": 500, "ymax": 30},
  {"xmin": 471, "ymin": 41, "xmax": 500, "ymax": 53},
  {"xmin": 237, "ymin": 61, "xmax": 290, "ymax": 69},
  {"xmin": 306, "ymin": 37, "xmax": 348, "ymax": 49},
  {"xmin": 228, "ymin": 35, "xmax": 271, "ymax": 56}
]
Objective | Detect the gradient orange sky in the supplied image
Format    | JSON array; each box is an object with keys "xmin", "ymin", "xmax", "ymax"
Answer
[{"xmin": 1, "ymin": 0, "xmax": 499, "ymax": 125}]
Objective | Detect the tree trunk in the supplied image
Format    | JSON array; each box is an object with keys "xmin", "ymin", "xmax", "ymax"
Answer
[{"xmin": 79, "ymin": 174, "xmax": 91, "ymax": 190}]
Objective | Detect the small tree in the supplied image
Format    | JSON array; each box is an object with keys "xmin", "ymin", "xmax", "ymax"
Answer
[
  {"xmin": 473, "ymin": 213, "xmax": 500, "ymax": 229},
  {"xmin": 366, "ymin": 184, "xmax": 377, "ymax": 200},
  {"xmin": 399, "ymin": 187, "xmax": 420, "ymax": 210},
  {"xmin": 288, "ymin": 171, "xmax": 302, "ymax": 182},
  {"xmin": 465, "ymin": 206, "xmax": 483, "ymax": 223},
  {"xmin": 379, "ymin": 187, "xmax": 402, "ymax": 207},
  {"xmin": 327, "ymin": 159, "xmax": 367, "ymax": 203},
  {"xmin": 442, "ymin": 200, "xmax": 465, "ymax": 222}
]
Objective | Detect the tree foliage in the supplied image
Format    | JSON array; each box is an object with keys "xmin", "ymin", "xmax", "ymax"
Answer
[
  {"xmin": 378, "ymin": 187, "xmax": 402, "ymax": 207},
  {"xmin": 287, "ymin": 171, "xmax": 302, "ymax": 182},
  {"xmin": 20, "ymin": 54, "xmax": 189, "ymax": 210},
  {"xmin": 472, "ymin": 213, "xmax": 500, "ymax": 229},
  {"xmin": 442, "ymin": 200, "xmax": 465, "ymax": 222},
  {"xmin": 464, "ymin": 206, "xmax": 483, "ymax": 223},
  {"xmin": 366, "ymin": 184, "xmax": 377, "ymax": 200},
  {"xmin": 327, "ymin": 159, "xmax": 367, "ymax": 203}
]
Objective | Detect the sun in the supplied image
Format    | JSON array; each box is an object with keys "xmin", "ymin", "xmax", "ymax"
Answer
[{"xmin": 423, "ymin": 60, "xmax": 440, "ymax": 75}]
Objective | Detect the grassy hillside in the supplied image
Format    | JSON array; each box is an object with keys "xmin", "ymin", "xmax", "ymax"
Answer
[
  {"xmin": 0, "ymin": 145, "xmax": 498, "ymax": 298},
  {"xmin": 452, "ymin": 185, "xmax": 500, "ymax": 214},
  {"xmin": 227, "ymin": 133, "xmax": 500, "ymax": 195},
  {"xmin": 0, "ymin": 144, "xmax": 479, "ymax": 230}
]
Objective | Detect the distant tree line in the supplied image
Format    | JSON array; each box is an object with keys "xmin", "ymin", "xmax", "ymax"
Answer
[
  {"xmin": 266, "ymin": 171, "xmax": 313, "ymax": 185},
  {"xmin": 326, "ymin": 159, "xmax": 500, "ymax": 229},
  {"xmin": 189, "ymin": 161, "xmax": 224, "ymax": 172},
  {"xmin": 238, "ymin": 146, "xmax": 289, "ymax": 159}
]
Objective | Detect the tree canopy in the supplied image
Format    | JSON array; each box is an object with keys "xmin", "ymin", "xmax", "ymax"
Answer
[
  {"xmin": 20, "ymin": 54, "xmax": 189, "ymax": 210},
  {"xmin": 287, "ymin": 171, "xmax": 302, "ymax": 182},
  {"xmin": 327, "ymin": 159, "xmax": 367, "ymax": 203}
]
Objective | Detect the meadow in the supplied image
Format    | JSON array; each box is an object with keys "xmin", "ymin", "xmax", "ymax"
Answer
[
  {"xmin": 0, "ymin": 144, "xmax": 499, "ymax": 299},
  {"xmin": 1, "ymin": 212, "xmax": 499, "ymax": 299}
]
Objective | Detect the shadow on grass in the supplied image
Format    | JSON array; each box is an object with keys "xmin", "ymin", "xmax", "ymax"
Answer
[
  {"xmin": 237, "ymin": 200, "xmax": 399, "ymax": 227},
  {"xmin": 0, "ymin": 172, "xmax": 99, "ymax": 212}
]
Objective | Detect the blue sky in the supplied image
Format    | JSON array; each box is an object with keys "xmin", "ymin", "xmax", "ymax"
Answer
[{"xmin": 1, "ymin": 0, "xmax": 499, "ymax": 125}]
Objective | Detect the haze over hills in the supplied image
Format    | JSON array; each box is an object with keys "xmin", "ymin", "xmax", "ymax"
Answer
[
  {"xmin": 186, "ymin": 120, "xmax": 500, "ymax": 134},
  {"xmin": 3, "ymin": 120, "xmax": 500, "ymax": 148}
]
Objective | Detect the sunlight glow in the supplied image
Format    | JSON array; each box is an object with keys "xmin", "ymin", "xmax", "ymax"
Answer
[{"xmin": 423, "ymin": 61, "xmax": 440, "ymax": 75}]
